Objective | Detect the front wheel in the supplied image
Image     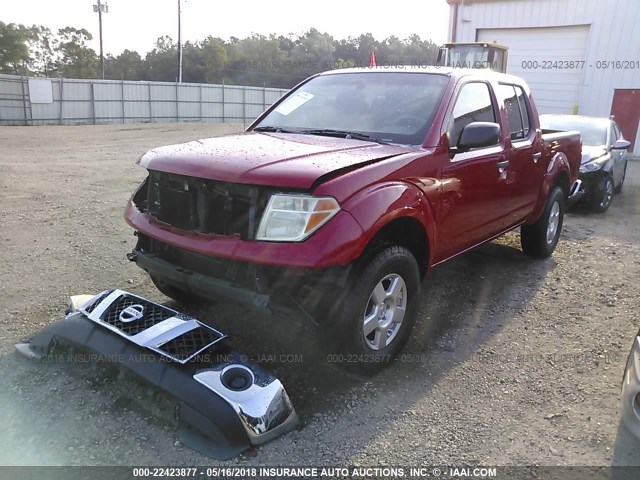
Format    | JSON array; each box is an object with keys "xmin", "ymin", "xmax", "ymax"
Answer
[
  {"xmin": 331, "ymin": 246, "xmax": 421, "ymax": 373},
  {"xmin": 590, "ymin": 174, "xmax": 614, "ymax": 213},
  {"xmin": 521, "ymin": 186, "xmax": 565, "ymax": 259}
]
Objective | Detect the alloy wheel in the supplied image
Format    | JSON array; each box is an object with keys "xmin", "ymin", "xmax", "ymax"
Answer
[
  {"xmin": 362, "ymin": 273, "xmax": 407, "ymax": 351},
  {"xmin": 546, "ymin": 201, "xmax": 561, "ymax": 245}
]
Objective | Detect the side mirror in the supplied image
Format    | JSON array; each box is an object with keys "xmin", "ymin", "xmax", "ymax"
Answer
[
  {"xmin": 612, "ymin": 139, "xmax": 631, "ymax": 150},
  {"xmin": 457, "ymin": 122, "xmax": 501, "ymax": 151}
]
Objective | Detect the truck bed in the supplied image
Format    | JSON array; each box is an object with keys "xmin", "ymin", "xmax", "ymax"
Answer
[{"xmin": 541, "ymin": 129, "xmax": 582, "ymax": 185}]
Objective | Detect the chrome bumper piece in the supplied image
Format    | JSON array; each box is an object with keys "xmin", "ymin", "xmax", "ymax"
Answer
[{"xmin": 567, "ymin": 179, "xmax": 585, "ymax": 203}]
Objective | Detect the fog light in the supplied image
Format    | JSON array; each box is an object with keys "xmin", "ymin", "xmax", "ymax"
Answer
[{"xmin": 221, "ymin": 366, "xmax": 254, "ymax": 392}]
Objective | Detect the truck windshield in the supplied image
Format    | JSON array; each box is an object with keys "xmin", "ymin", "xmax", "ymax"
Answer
[{"xmin": 253, "ymin": 72, "xmax": 449, "ymax": 146}]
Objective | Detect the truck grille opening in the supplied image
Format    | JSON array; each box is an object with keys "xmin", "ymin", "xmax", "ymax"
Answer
[
  {"xmin": 101, "ymin": 294, "xmax": 176, "ymax": 336},
  {"xmin": 82, "ymin": 290, "xmax": 113, "ymax": 314},
  {"xmin": 156, "ymin": 325, "xmax": 225, "ymax": 362},
  {"xmin": 143, "ymin": 171, "xmax": 279, "ymax": 240}
]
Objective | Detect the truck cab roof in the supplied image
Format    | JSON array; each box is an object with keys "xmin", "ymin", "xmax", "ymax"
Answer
[{"xmin": 316, "ymin": 67, "xmax": 527, "ymax": 86}]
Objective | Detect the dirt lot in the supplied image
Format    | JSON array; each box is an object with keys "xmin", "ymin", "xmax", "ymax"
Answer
[{"xmin": 1, "ymin": 123, "xmax": 640, "ymax": 468}]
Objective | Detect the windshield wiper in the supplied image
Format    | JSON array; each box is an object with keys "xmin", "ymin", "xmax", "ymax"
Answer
[
  {"xmin": 298, "ymin": 129, "xmax": 377, "ymax": 142},
  {"xmin": 300, "ymin": 129, "xmax": 394, "ymax": 145},
  {"xmin": 253, "ymin": 126, "xmax": 295, "ymax": 133},
  {"xmin": 255, "ymin": 126, "xmax": 389, "ymax": 144}
]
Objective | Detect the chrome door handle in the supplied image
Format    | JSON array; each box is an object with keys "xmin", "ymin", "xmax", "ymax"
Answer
[
  {"xmin": 497, "ymin": 160, "xmax": 510, "ymax": 173},
  {"xmin": 532, "ymin": 152, "xmax": 542, "ymax": 163}
]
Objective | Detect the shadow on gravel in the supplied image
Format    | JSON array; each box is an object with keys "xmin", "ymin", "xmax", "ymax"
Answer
[
  {"xmin": 612, "ymin": 421, "xmax": 640, "ymax": 466},
  {"xmin": 173, "ymin": 234, "xmax": 554, "ymax": 429},
  {"xmin": 0, "ymin": 350, "xmax": 181, "ymax": 466}
]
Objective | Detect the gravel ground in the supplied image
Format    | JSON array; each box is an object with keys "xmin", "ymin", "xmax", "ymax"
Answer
[{"xmin": 1, "ymin": 123, "xmax": 639, "ymax": 467}]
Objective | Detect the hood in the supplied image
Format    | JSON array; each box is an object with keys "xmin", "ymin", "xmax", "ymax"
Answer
[
  {"xmin": 138, "ymin": 132, "xmax": 413, "ymax": 189},
  {"xmin": 581, "ymin": 145, "xmax": 608, "ymax": 165}
]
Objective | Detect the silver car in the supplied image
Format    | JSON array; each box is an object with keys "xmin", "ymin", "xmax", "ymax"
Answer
[
  {"xmin": 622, "ymin": 329, "xmax": 640, "ymax": 439},
  {"xmin": 540, "ymin": 114, "xmax": 630, "ymax": 213}
]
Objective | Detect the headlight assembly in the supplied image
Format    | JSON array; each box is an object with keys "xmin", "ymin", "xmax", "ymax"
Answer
[
  {"xmin": 580, "ymin": 154, "xmax": 609, "ymax": 173},
  {"xmin": 580, "ymin": 162, "xmax": 602, "ymax": 173},
  {"xmin": 256, "ymin": 194, "xmax": 340, "ymax": 242}
]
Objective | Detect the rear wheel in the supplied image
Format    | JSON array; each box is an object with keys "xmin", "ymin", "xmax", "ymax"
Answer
[
  {"xmin": 330, "ymin": 245, "xmax": 421, "ymax": 374},
  {"xmin": 521, "ymin": 186, "xmax": 565, "ymax": 259},
  {"xmin": 590, "ymin": 173, "xmax": 614, "ymax": 213}
]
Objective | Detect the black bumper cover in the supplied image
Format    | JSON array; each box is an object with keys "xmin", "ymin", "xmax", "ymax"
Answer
[{"xmin": 15, "ymin": 290, "xmax": 298, "ymax": 460}]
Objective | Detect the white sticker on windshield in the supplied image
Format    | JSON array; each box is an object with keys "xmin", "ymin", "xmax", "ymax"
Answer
[{"xmin": 274, "ymin": 91, "xmax": 314, "ymax": 116}]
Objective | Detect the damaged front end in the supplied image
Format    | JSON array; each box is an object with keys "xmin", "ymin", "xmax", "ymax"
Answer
[{"xmin": 14, "ymin": 290, "xmax": 298, "ymax": 460}]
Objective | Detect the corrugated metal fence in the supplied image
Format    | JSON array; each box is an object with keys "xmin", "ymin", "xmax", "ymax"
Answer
[{"xmin": 0, "ymin": 73, "xmax": 288, "ymax": 126}]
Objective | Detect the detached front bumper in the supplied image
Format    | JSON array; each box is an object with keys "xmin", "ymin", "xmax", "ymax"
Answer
[{"xmin": 15, "ymin": 290, "xmax": 299, "ymax": 459}]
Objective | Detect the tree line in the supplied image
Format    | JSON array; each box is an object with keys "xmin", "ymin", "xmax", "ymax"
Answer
[{"xmin": 0, "ymin": 22, "xmax": 440, "ymax": 88}]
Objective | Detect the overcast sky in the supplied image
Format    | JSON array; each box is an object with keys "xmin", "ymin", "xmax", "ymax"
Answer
[{"xmin": 4, "ymin": 0, "xmax": 451, "ymax": 55}]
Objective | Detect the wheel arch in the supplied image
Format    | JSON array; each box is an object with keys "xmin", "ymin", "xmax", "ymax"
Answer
[
  {"xmin": 363, "ymin": 216, "xmax": 430, "ymax": 278},
  {"xmin": 343, "ymin": 181, "xmax": 435, "ymax": 278},
  {"xmin": 526, "ymin": 152, "xmax": 573, "ymax": 224}
]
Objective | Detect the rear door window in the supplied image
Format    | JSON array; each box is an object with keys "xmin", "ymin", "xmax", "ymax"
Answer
[
  {"xmin": 497, "ymin": 84, "xmax": 531, "ymax": 141},
  {"xmin": 515, "ymin": 86, "xmax": 531, "ymax": 137}
]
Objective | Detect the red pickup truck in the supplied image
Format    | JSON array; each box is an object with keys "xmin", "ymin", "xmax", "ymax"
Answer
[{"xmin": 125, "ymin": 68, "xmax": 581, "ymax": 371}]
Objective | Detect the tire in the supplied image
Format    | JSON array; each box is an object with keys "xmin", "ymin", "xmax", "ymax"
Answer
[
  {"xmin": 521, "ymin": 186, "xmax": 565, "ymax": 259},
  {"xmin": 590, "ymin": 173, "xmax": 614, "ymax": 213},
  {"xmin": 150, "ymin": 275, "xmax": 204, "ymax": 304},
  {"xmin": 330, "ymin": 245, "xmax": 421, "ymax": 374},
  {"xmin": 614, "ymin": 162, "xmax": 627, "ymax": 194}
]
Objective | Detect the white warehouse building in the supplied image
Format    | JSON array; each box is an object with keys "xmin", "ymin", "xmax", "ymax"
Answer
[{"xmin": 446, "ymin": 0, "xmax": 640, "ymax": 154}]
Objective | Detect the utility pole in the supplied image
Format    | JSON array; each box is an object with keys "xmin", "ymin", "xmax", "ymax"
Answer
[
  {"xmin": 93, "ymin": 0, "xmax": 109, "ymax": 79},
  {"xmin": 177, "ymin": 0, "xmax": 183, "ymax": 82}
]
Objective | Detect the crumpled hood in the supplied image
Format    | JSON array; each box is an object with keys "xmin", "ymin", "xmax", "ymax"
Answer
[
  {"xmin": 581, "ymin": 145, "xmax": 608, "ymax": 164},
  {"xmin": 138, "ymin": 132, "xmax": 413, "ymax": 189}
]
